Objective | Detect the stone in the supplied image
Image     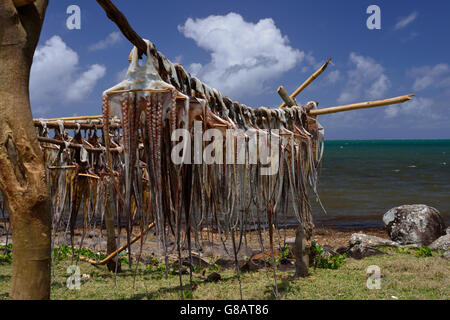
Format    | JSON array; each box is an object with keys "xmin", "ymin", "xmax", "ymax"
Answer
[
  {"xmin": 429, "ymin": 234, "xmax": 450, "ymax": 251},
  {"xmin": 441, "ymin": 251, "xmax": 450, "ymax": 261},
  {"xmin": 344, "ymin": 244, "xmax": 387, "ymax": 260},
  {"xmin": 205, "ymin": 272, "xmax": 221, "ymax": 283},
  {"xmin": 180, "ymin": 254, "xmax": 211, "ymax": 268},
  {"xmin": 336, "ymin": 233, "xmax": 389, "ymax": 260},
  {"xmin": 240, "ymin": 259, "xmax": 264, "ymax": 272},
  {"xmin": 335, "ymin": 246, "xmax": 348, "ymax": 255},
  {"xmin": 383, "ymin": 204, "xmax": 446, "ymax": 246},
  {"xmin": 446, "ymin": 227, "xmax": 450, "ymax": 235},
  {"xmin": 349, "ymin": 233, "xmax": 399, "ymax": 248}
]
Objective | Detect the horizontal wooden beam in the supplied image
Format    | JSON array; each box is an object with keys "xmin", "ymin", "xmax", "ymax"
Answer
[
  {"xmin": 33, "ymin": 120, "xmax": 120, "ymax": 130},
  {"xmin": 309, "ymin": 94, "xmax": 415, "ymax": 116}
]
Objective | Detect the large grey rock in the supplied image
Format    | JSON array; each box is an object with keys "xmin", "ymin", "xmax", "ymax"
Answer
[
  {"xmin": 383, "ymin": 204, "xmax": 446, "ymax": 246},
  {"xmin": 340, "ymin": 233, "xmax": 388, "ymax": 259},
  {"xmin": 429, "ymin": 234, "xmax": 450, "ymax": 251},
  {"xmin": 349, "ymin": 233, "xmax": 399, "ymax": 248}
]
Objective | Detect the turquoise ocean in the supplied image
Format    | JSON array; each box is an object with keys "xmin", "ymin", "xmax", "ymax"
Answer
[
  {"xmin": 311, "ymin": 140, "xmax": 450, "ymax": 229},
  {"xmin": 1, "ymin": 140, "xmax": 449, "ymax": 230}
]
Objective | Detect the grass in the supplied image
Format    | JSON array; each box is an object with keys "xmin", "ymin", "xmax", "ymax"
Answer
[{"xmin": 0, "ymin": 246, "xmax": 448, "ymax": 300}]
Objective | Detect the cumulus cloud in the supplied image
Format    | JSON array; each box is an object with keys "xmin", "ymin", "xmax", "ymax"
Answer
[
  {"xmin": 178, "ymin": 13, "xmax": 305, "ymax": 98},
  {"xmin": 408, "ymin": 63, "xmax": 450, "ymax": 91},
  {"xmin": 395, "ymin": 11, "xmax": 418, "ymax": 30},
  {"xmin": 385, "ymin": 97, "xmax": 434, "ymax": 119},
  {"xmin": 88, "ymin": 31, "xmax": 122, "ymax": 51},
  {"xmin": 30, "ymin": 36, "xmax": 106, "ymax": 113},
  {"xmin": 326, "ymin": 70, "xmax": 341, "ymax": 84},
  {"xmin": 338, "ymin": 53, "xmax": 391, "ymax": 104},
  {"xmin": 66, "ymin": 65, "xmax": 106, "ymax": 101}
]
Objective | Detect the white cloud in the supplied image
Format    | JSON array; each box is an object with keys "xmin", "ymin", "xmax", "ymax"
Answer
[
  {"xmin": 88, "ymin": 31, "xmax": 122, "ymax": 51},
  {"xmin": 30, "ymin": 36, "xmax": 106, "ymax": 114},
  {"xmin": 178, "ymin": 13, "xmax": 305, "ymax": 99},
  {"xmin": 338, "ymin": 53, "xmax": 391, "ymax": 104},
  {"xmin": 395, "ymin": 11, "xmax": 418, "ymax": 30},
  {"xmin": 327, "ymin": 70, "xmax": 341, "ymax": 84},
  {"xmin": 66, "ymin": 65, "xmax": 106, "ymax": 101},
  {"xmin": 409, "ymin": 63, "xmax": 450, "ymax": 91},
  {"xmin": 385, "ymin": 97, "xmax": 434, "ymax": 119}
]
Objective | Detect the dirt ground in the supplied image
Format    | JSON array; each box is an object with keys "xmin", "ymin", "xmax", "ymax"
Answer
[{"xmin": 1, "ymin": 220, "xmax": 389, "ymax": 263}]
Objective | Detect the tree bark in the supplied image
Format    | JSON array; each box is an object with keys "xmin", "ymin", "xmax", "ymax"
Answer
[
  {"xmin": 104, "ymin": 177, "xmax": 120, "ymax": 273},
  {"xmin": 0, "ymin": 0, "xmax": 50, "ymax": 299},
  {"xmin": 294, "ymin": 225, "xmax": 309, "ymax": 278}
]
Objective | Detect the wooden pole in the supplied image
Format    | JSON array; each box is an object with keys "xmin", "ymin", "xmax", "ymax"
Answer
[
  {"xmin": 37, "ymin": 115, "xmax": 104, "ymax": 121},
  {"xmin": 33, "ymin": 120, "xmax": 120, "ymax": 130},
  {"xmin": 309, "ymin": 94, "xmax": 415, "ymax": 116},
  {"xmin": 277, "ymin": 86, "xmax": 297, "ymax": 107},
  {"xmin": 80, "ymin": 222, "xmax": 155, "ymax": 266},
  {"xmin": 279, "ymin": 58, "xmax": 332, "ymax": 108},
  {"xmin": 96, "ymin": 0, "xmax": 148, "ymax": 59}
]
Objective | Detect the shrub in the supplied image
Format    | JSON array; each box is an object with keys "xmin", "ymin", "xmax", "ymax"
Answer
[{"xmin": 310, "ymin": 243, "xmax": 346, "ymax": 270}]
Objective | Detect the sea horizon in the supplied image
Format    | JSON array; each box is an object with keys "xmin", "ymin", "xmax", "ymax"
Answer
[{"xmin": 309, "ymin": 139, "xmax": 449, "ymax": 229}]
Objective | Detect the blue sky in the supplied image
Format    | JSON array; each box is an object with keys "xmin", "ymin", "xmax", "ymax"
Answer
[{"xmin": 30, "ymin": 0, "xmax": 450, "ymax": 139}]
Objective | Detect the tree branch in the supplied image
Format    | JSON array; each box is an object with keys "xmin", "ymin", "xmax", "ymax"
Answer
[{"xmin": 96, "ymin": 0, "xmax": 148, "ymax": 58}]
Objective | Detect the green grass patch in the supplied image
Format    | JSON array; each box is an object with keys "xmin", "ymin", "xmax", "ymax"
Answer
[{"xmin": 0, "ymin": 246, "xmax": 447, "ymax": 300}]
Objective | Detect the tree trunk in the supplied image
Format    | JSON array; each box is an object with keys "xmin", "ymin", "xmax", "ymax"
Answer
[
  {"xmin": 294, "ymin": 225, "xmax": 309, "ymax": 278},
  {"xmin": 104, "ymin": 178, "xmax": 120, "ymax": 272},
  {"xmin": 0, "ymin": 0, "xmax": 50, "ymax": 299}
]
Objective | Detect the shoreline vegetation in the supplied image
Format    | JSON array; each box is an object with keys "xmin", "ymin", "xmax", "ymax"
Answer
[{"xmin": 1, "ymin": 226, "xmax": 448, "ymax": 300}]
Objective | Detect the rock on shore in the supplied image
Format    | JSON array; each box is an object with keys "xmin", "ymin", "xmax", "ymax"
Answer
[
  {"xmin": 429, "ymin": 234, "xmax": 450, "ymax": 251},
  {"xmin": 383, "ymin": 204, "xmax": 446, "ymax": 246}
]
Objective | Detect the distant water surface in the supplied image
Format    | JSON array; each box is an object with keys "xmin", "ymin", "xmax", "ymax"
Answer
[
  {"xmin": 310, "ymin": 140, "xmax": 450, "ymax": 229},
  {"xmin": 1, "ymin": 140, "xmax": 448, "ymax": 230}
]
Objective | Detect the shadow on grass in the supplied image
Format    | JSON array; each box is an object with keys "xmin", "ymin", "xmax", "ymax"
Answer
[
  {"xmin": 122, "ymin": 284, "xmax": 193, "ymax": 300},
  {"xmin": 264, "ymin": 277, "xmax": 293, "ymax": 299},
  {"xmin": 0, "ymin": 274, "xmax": 11, "ymax": 282}
]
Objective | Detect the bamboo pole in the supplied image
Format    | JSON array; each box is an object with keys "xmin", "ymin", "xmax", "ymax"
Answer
[
  {"xmin": 309, "ymin": 94, "xmax": 415, "ymax": 116},
  {"xmin": 277, "ymin": 86, "xmax": 297, "ymax": 107},
  {"xmin": 78, "ymin": 173, "xmax": 100, "ymax": 180},
  {"xmin": 105, "ymin": 88, "xmax": 188, "ymax": 100},
  {"xmin": 37, "ymin": 115, "xmax": 104, "ymax": 121},
  {"xmin": 33, "ymin": 120, "xmax": 121, "ymax": 130},
  {"xmin": 79, "ymin": 222, "xmax": 156, "ymax": 266},
  {"xmin": 279, "ymin": 58, "xmax": 332, "ymax": 108}
]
